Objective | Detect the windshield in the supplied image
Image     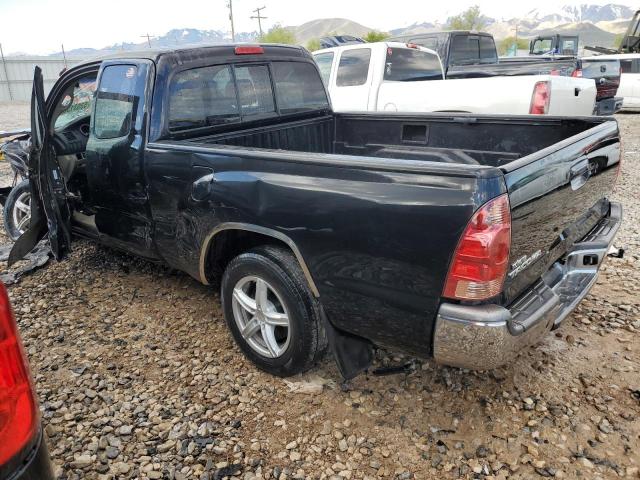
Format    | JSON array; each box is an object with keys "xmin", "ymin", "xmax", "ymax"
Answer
[
  {"xmin": 384, "ymin": 48, "xmax": 443, "ymax": 81},
  {"xmin": 52, "ymin": 76, "xmax": 97, "ymax": 131}
]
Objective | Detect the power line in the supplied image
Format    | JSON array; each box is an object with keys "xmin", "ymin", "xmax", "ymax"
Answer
[{"xmin": 251, "ymin": 6, "xmax": 267, "ymax": 37}]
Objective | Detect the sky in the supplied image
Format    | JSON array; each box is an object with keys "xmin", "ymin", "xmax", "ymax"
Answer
[{"xmin": 0, "ymin": 0, "xmax": 638, "ymax": 55}]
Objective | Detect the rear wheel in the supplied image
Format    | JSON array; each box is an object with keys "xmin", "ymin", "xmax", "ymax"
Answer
[
  {"xmin": 221, "ymin": 245, "xmax": 326, "ymax": 377},
  {"xmin": 3, "ymin": 180, "xmax": 31, "ymax": 241}
]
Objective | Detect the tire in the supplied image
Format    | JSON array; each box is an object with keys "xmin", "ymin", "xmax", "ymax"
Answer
[
  {"xmin": 3, "ymin": 180, "xmax": 31, "ymax": 241},
  {"xmin": 221, "ymin": 245, "xmax": 327, "ymax": 377}
]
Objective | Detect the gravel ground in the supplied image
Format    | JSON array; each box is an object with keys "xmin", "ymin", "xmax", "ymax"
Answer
[{"xmin": 0, "ymin": 104, "xmax": 639, "ymax": 480}]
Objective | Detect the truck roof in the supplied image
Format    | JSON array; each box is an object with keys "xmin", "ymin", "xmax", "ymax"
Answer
[
  {"xmin": 74, "ymin": 43, "xmax": 311, "ymax": 68},
  {"xmin": 390, "ymin": 30, "xmax": 494, "ymax": 40},
  {"xmin": 313, "ymin": 41, "xmax": 439, "ymax": 58}
]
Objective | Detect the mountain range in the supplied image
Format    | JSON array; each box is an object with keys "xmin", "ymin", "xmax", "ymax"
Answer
[{"xmin": 10, "ymin": 3, "xmax": 635, "ymax": 57}]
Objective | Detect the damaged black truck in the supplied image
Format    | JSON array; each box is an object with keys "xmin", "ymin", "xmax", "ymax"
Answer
[{"xmin": 14, "ymin": 44, "xmax": 622, "ymax": 379}]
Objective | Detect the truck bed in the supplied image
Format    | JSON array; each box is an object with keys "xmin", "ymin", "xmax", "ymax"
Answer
[{"xmin": 183, "ymin": 112, "xmax": 601, "ymax": 168}]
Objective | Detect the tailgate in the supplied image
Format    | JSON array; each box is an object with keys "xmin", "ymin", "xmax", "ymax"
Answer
[
  {"xmin": 500, "ymin": 120, "xmax": 621, "ymax": 303},
  {"xmin": 581, "ymin": 58, "xmax": 621, "ymax": 100},
  {"xmin": 547, "ymin": 76, "xmax": 596, "ymax": 116}
]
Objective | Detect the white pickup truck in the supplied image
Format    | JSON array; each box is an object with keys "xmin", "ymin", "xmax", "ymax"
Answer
[{"xmin": 313, "ymin": 42, "xmax": 597, "ymax": 116}]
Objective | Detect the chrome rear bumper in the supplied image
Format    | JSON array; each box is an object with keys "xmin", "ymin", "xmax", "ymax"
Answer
[{"xmin": 433, "ymin": 202, "xmax": 622, "ymax": 370}]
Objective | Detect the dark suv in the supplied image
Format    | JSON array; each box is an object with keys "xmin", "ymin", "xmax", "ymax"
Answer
[{"xmin": 0, "ymin": 283, "xmax": 54, "ymax": 480}]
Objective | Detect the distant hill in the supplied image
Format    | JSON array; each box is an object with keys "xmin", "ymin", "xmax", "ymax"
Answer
[
  {"xmin": 529, "ymin": 21, "xmax": 618, "ymax": 48},
  {"xmin": 287, "ymin": 18, "xmax": 373, "ymax": 44},
  {"xmin": 389, "ymin": 2, "xmax": 633, "ymax": 48},
  {"xmin": 389, "ymin": 22, "xmax": 439, "ymax": 37},
  {"xmin": 525, "ymin": 3, "xmax": 635, "ymax": 24}
]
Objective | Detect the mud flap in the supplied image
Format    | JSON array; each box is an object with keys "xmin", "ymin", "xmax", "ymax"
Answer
[{"xmin": 320, "ymin": 307, "xmax": 373, "ymax": 381}]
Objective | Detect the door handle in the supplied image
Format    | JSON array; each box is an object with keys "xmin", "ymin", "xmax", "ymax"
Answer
[{"xmin": 191, "ymin": 166, "xmax": 216, "ymax": 201}]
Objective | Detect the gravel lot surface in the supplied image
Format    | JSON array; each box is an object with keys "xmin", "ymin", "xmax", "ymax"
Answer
[{"xmin": 0, "ymin": 104, "xmax": 639, "ymax": 480}]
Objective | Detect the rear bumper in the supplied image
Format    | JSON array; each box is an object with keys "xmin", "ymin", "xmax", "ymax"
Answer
[
  {"xmin": 433, "ymin": 202, "xmax": 622, "ymax": 370},
  {"xmin": 594, "ymin": 97, "xmax": 623, "ymax": 115}
]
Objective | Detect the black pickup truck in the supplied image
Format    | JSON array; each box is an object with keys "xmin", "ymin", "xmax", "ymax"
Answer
[
  {"xmin": 13, "ymin": 44, "xmax": 622, "ymax": 379},
  {"xmin": 389, "ymin": 31, "xmax": 623, "ymax": 115}
]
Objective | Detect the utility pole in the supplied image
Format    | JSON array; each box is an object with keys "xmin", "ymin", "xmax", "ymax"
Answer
[
  {"xmin": 227, "ymin": 0, "xmax": 236, "ymax": 42},
  {"xmin": 61, "ymin": 44, "xmax": 68, "ymax": 69},
  {"xmin": 141, "ymin": 33, "xmax": 153, "ymax": 48},
  {"xmin": 251, "ymin": 6, "xmax": 267, "ymax": 37},
  {"xmin": 0, "ymin": 43, "xmax": 12, "ymax": 101}
]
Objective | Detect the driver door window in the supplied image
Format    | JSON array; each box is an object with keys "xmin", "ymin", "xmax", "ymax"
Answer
[
  {"xmin": 51, "ymin": 75, "xmax": 97, "ymax": 131},
  {"xmin": 94, "ymin": 65, "xmax": 140, "ymax": 139}
]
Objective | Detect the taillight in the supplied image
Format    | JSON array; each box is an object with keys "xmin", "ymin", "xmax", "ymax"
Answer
[
  {"xmin": 530, "ymin": 81, "xmax": 550, "ymax": 115},
  {"xmin": 234, "ymin": 46, "xmax": 264, "ymax": 55},
  {"xmin": 443, "ymin": 194, "xmax": 511, "ymax": 301},
  {"xmin": 0, "ymin": 283, "xmax": 38, "ymax": 465},
  {"xmin": 572, "ymin": 68, "xmax": 583, "ymax": 78},
  {"xmin": 406, "ymin": 43, "xmax": 419, "ymax": 49}
]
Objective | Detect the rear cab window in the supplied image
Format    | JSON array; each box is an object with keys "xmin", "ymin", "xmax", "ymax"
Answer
[
  {"xmin": 450, "ymin": 35, "xmax": 479, "ymax": 65},
  {"xmin": 384, "ymin": 48, "xmax": 443, "ymax": 81},
  {"xmin": 169, "ymin": 65, "xmax": 239, "ymax": 130},
  {"xmin": 336, "ymin": 48, "xmax": 371, "ymax": 86},
  {"xmin": 168, "ymin": 60, "xmax": 330, "ymax": 133},
  {"xmin": 449, "ymin": 35, "xmax": 497, "ymax": 66},
  {"xmin": 272, "ymin": 62, "xmax": 329, "ymax": 113},
  {"xmin": 531, "ymin": 38, "xmax": 553, "ymax": 54}
]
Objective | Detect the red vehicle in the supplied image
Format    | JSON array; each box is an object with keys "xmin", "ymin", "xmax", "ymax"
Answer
[{"xmin": 0, "ymin": 283, "xmax": 54, "ymax": 480}]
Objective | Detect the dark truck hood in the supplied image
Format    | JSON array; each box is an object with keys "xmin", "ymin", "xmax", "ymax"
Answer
[{"xmin": 500, "ymin": 120, "xmax": 621, "ymax": 305}]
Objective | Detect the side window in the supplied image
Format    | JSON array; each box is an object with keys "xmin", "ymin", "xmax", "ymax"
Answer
[
  {"xmin": 313, "ymin": 52, "xmax": 334, "ymax": 85},
  {"xmin": 336, "ymin": 49, "xmax": 371, "ymax": 87},
  {"xmin": 52, "ymin": 75, "xmax": 97, "ymax": 131},
  {"xmin": 234, "ymin": 65, "xmax": 275, "ymax": 117},
  {"xmin": 384, "ymin": 48, "xmax": 443, "ymax": 81},
  {"xmin": 479, "ymin": 36, "xmax": 497, "ymax": 63},
  {"xmin": 635, "ymin": 60, "xmax": 640, "ymax": 74},
  {"xmin": 450, "ymin": 36, "xmax": 480, "ymax": 65},
  {"xmin": 94, "ymin": 65, "xmax": 140, "ymax": 139},
  {"xmin": 168, "ymin": 65, "xmax": 238, "ymax": 131}
]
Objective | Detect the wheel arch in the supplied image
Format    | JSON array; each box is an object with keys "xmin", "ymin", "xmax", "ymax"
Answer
[{"xmin": 199, "ymin": 223, "xmax": 320, "ymax": 297}]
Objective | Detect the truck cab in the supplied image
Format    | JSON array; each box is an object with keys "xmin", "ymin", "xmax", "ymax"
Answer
[{"xmin": 529, "ymin": 34, "xmax": 579, "ymax": 56}]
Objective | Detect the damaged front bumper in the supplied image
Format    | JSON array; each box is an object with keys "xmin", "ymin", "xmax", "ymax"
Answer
[{"xmin": 432, "ymin": 202, "xmax": 622, "ymax": 370}]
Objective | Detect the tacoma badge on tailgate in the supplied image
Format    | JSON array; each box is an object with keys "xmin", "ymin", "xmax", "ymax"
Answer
[{"xmin": 509, "ymin": 250, "xmax": 543, "ymax": 279}]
